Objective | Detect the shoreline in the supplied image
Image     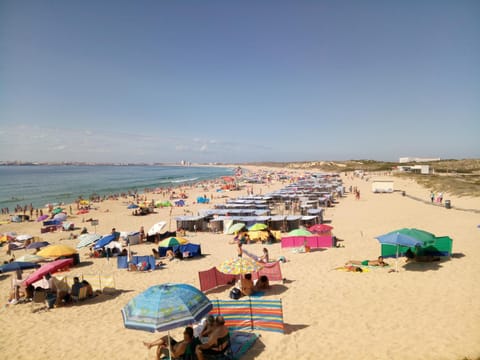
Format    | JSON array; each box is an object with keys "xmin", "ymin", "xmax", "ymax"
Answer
[{"xmin": 0, "ymin": 165, "xmax": 235, "ymax": 213}]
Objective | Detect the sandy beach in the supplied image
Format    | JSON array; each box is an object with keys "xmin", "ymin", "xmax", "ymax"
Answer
[{"xmin": 1, "ymin": 168, "xmax": 479, "ymax": 360}]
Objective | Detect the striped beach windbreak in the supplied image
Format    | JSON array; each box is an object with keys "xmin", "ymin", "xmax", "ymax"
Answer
[{"xmin": 209, "ymin": 299, "xmax": 284, "ymax": 334}]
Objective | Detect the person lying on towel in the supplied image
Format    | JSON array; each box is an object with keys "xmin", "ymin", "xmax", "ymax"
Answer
[{"xmin": 346, "ymin": 256, "xmax": 388, "ymax": 267}]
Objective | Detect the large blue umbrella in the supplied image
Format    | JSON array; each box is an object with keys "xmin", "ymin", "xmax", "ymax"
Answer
[
  {"xmin": 121, "ymin": 283, "xmax": 212, "ymax": 333},
  {"xmin": 0, "ymin": 261, "xmax": 40, "ymax": 273},
  {"xmin": 93, "ymin": 234, "xmax": 117, "ymax": 250},
  {"xmin": 376, "ymin": 232, "xmax": 422, "ymax": 272}
]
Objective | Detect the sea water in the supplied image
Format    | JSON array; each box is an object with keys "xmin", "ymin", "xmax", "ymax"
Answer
[{"xmin": 0, "ymin": 165, "xmax": 232, "ymax": 209}]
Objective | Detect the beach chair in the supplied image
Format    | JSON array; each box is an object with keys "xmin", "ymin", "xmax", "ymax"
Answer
[
  {"xmin": 31, "ymin": 289, "xmax": 48, "ymax": 313},
  {"xmin": 204, "ymin": 333, "xmax": 233, "ymax": 360},
  {"xmin": 72, "ymin": 286, "xmax": 88, "ymax": 302}
]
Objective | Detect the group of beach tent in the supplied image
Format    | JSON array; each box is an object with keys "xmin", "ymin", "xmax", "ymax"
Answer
[{"xmin": 378, "ymin": 228, "xmax": 453, "ymax": 258}]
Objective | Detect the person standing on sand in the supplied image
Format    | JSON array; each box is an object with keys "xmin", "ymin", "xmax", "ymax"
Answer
[
  {"xmin": 237, "ymin": 242, "xmax": 243, "ymax": 258},
  {"xmin": 430, "ymin": 191, "xmax": 435, "ymax": 203}
]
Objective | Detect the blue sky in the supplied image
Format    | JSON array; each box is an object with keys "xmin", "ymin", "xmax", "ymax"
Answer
[{"xmin": 1, "ymin": 1, "xmax": 479, "ymax": 163}]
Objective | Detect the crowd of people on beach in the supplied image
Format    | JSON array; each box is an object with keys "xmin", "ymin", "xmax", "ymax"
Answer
[{"xmin": 7, "ymin": 268, "xmax": 95, "ymax": 307}]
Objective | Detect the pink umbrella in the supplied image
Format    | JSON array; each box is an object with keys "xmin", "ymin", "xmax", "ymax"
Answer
[
  {"xmin": 309, "ymin": 224, "xmax": 334, "ymax": 233},
  {"xmin": 37, "ymin": 215, "xmax": 49, "ymax": 222},
  {"xmin": 23, "ymin": 258, "xmax": 73, "ymax": 287}
]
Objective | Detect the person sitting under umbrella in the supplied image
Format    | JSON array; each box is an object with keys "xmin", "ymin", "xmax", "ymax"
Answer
[
  {"xmin": 346, "ymin": 256, "xmax": 388, "ymax": 267},
  {"xmin": 143, "ymin": 326, "xmax": 198, "ymax": 360},
  {"xmin": 239, "ymin": 273, "xmax": 254, "ymax": 296},
  {"xmin": 196, "ymin": 316, "xmax": 230, "ymax": 360}
]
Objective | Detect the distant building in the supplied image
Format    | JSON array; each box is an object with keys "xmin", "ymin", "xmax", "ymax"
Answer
[
  {"xmin": 396, "ymin": 165, "xmax": 430, "ymax": 174},
  {"xmin": 399, "ymin": 157, "xmax": 440, "ymax": 163}
]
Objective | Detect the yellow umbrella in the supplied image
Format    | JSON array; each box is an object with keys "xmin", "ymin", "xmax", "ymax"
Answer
[
  {"xmin": 173, "ymin": 236, "xmax": 189, "ymax": 245},
  {"xmin": 217, "ymin": 257, "xmax": 264, "ymax": 275},
  {"xmin": 158, "ymin": 236, "xmax": 189, "ymax": 247},
  {"xmin": 37, "ymin": 244, "xmax": 77, "ymax": 258}
]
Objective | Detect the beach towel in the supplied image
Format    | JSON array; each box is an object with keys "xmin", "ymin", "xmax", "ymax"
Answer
[
  {"xmin": 230, "ymin": 331, "xmax": 259, "ymax": 360},
  {"xmin": 334, "ymin": 266, "xmax": 370, "ymax": 273},
  {"xmin": 250, "ymin": 291, "xmax": 265, "ymax": 297}
]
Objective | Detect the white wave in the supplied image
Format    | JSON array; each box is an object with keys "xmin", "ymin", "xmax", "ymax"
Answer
[{"xmin": 171, "ymin": 177, "xmax": 199, "ymax": 183}]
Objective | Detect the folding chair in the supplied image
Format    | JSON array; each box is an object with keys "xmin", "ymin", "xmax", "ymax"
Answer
[
  {"xmin": 31, "ymin": 289, "xmax": 48, "ymax": 313},
  {"xmin": 204, "ymin": 333, "xmax": 233, "ymax": 360}
]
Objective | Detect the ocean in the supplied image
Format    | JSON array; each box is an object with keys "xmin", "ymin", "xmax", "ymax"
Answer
[{"xmin": 0, "ymin": 165, "xmax": 233, "ymax": 210}]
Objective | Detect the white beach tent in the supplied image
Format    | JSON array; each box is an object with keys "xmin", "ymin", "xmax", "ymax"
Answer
[{"xmin": 148, "ymin": 221, "xmax": 166, "ymax": 236}]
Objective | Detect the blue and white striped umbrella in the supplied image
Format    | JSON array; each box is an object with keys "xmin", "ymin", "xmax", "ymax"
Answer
[
  {"xmin": 76, "ymin": 233, "xmax": 102, "ymax": 249},
  {"xmin": 121, "ymin": 283, "xmax": 212, "ymax": 333}
]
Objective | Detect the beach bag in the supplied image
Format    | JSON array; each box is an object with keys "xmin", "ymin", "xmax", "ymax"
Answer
[{"xmin": 229, "ymin": 288, "xmax": 241, "ymax": 300}]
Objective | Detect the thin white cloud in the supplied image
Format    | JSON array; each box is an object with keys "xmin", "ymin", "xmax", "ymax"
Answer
[{"xmin": 0, "ymin": 123, "xmax": 280, "ymax": 162}]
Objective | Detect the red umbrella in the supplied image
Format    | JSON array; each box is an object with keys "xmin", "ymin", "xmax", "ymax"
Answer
[
  {"xmin": 309, "ymin": 224, "xmax": 334, "ymax": 233},
  {"xmin": 221, "ymin": 176, "xmax": 235, "ymax": 182},
  {"xmin": 23, "ymin": 258, "xmax": 73, "ymax": 287}
]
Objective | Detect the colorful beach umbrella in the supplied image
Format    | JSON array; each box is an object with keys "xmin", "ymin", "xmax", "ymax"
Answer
[
  {"xmin": 52, "ymin": 207, "xmax": 63, "ymax": 215},
  {"xmin": 16, "ymin": 234, "xmax": 33, "ymax": 242},
  {"xmin": 148, "ymin": 221, "xmax": 166, "ymax": 236},
  {"xmin": 26, "ymin": 241, "xmax": 50, "ymax": 250},
  {"xmin": 393, "ymin": 228, "xmax": 437, "ymax": 246},
  {"xmin": 93, "ymin": 234, "xmax": 117, "ymax": 250},
  {"xmin": 54, "ymin": 213, "xmax": 67, "ymax": 221},
  {"xmin": 226, "ymin": 222, "xmax": 246, "ymax": 235},
  {"xmin": 249, "ymin": 223, "xmax": 268, "ymax": 231},
  {"xmin": 309, "ymin": 224, "xmax": 334, "ymax": 233},
  {"xmin": 158, "ymin": 237, "xmax": 189, "ymax": 248},
  {"xmin": 23, "ymin": 258, "xmax": 74, "ymax": 286},
  {"xmin": 376, "ymin": 232, "xmax": 422, "ymax": 272},
  {"xmin": 37, "ymin": 215, "xmax": 49, "ymax": 222},
  {"xmin": 16, "ymin": 254, "xmax": 46, "ymax": 263},
  {"xmin": 0, "ymin": 261, "xmax": 40, "ymax": 273},
  {"xmin": 77, "ymin": 233, "xmax": 102, "ymax": 249},
  {"xmin": 376, "ymin": 232, "xmax": 422, "ymax": 248},
  {"xmin": 37, "ymin": 244, "xmax": 77, "ymax": 258},
  {"xmin": 121, "ymin": 283, "xmax": 212, "ymax": 333},
  {"xmin": 217, "ymin": 257, "xmax": 264, "ymax": 275},
  {"xmin": 288, "ymin": 228, "xmax": 312, "ymax": 237}
]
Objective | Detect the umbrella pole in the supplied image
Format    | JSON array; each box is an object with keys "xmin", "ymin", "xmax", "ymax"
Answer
[
  {"xmin": 396, "ymin": 245, "xmax": 399, "ymax": 272},
  {"xmin": 168, "ymin": 330, "xmax": 172, "ymax": 360}
]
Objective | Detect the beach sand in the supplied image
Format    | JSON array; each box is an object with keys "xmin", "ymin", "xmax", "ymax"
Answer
[{"xmin": 1, "ymin": 168, "xmax": 479, "ymax": 360}]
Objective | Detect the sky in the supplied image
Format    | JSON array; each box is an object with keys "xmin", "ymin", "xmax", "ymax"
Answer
[{"xmin": 1, "ymin": 0, "xmax": 479, "ymax": 163}]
